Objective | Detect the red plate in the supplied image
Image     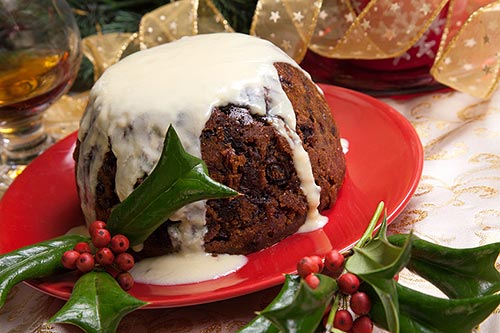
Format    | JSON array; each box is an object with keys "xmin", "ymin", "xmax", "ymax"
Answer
[{"xmin": 0, "ymin": 85, "xmax": 423, "ymax": 308}]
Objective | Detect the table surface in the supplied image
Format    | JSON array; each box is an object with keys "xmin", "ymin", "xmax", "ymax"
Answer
[{"xmin": 1, "ymin": 88, "xmax": 499, "ymax": 333}]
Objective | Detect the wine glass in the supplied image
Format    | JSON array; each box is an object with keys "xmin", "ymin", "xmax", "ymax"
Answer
[{"xmin": 0, "ymin": 0, "xmax": 81, "ymax": 190}]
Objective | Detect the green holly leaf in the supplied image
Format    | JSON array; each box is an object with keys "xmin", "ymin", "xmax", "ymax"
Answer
[
  {"xmin": 237, "ymin": 276, "xmax": 301, "ymax": 333},
  {"xmin": 235, "ymin": 201, "xmax": 500, "ymax": 333},
  {"xmin": 261, "ymin": 274, "xmax": 335, "ymax": 333},
  {"xmin": 366, "ymin": 234, "xmax": 500, "ymax": 333},
  {"xmin": 369, "ymin": 283, "xmax": 500, "ymax": 333},
  {"xmin": 346, "ymin": 216, "xmax": 413, "ymax": 333},
  {"xmin": 237, "ymin": 274, "xmax": 336, "ymax": 333},
  {"xmin": 107, "ymin": 125, "xmax": 238, "ymax": 246},
  {"xmin": 389, "ymin": 235, "xmax": 500, "ymax": 299},
  {"xmin": 0, "ymin": 234, "xmax": 88, "ymax": 308},
  {"xmin": 49, "ymin": 271, "xmax": 147, "ymax": 333}
]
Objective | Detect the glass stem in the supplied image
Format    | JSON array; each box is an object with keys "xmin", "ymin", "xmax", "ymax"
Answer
[{"xmin": 0, "ymin": 113, "xmax": 51, "ymax": 164}]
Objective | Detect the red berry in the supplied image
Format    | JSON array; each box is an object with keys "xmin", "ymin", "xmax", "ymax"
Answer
[
  {"xmin": 297, "ymin": 256, "xmax": 320, "ymax": 278},
  {"xmin": 95, "ymin": 247, "xmax": 115, "ymax": 266},
  {"xmin": 74, "ymin": 241, "xmax": 92, "ymax": 254},
  {"xmin": 110, "ymin": 234, "xmax": 130, "ymax": 254},
  {"xmin": 89, "ymin": 220, "xmax": 107, "ymax": 235},
  {"xmin": 310, "ymin": 255, "xmax": 324, "ymax": 272},
  {"xmin": 92, "ymin": 228, "xmax": 111, "ymax": 248},
  {"xmin": 338, "ymin": 273, "xmax": 361, "ymax": 294},
  {"xmin": 352, "ymin": 315, "xmax": 373, "ymax": 333},
  {"xmin": 350, "ymin": 292, "xmax": 372, "ymax": 315},
  {"xmin": 394, "ymin": 273, "xmax": 400, "ymax": 282},
  {"xmin": 61, "ymin": 250, "xmax": 80, "ymax": 270},
  {"xmin": 325, "ymin": 249, "xmax": 345, "ymax": 273},
  {"xmin": 115, "ymin": 252, "xmax": 135, "ymax": 271},
  {"xmin": 116, "ymin": 272, "xmax": 134, "ymax": 290},
  {"xmin": 304, "ymin": 273, "xmax": 320, "ymax": 289},
  {"xmin": 76, "ymin": 252, "xmax": 95, "ymax": 273},
  {"xmin": 333, "ymin": 309, "xmax": 353, "ymax": 331}
]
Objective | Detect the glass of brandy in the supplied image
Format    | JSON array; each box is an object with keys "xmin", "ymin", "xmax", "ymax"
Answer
[{"xmin": 0, "ymin": 0, "xmax": 81, "ymax": 187}]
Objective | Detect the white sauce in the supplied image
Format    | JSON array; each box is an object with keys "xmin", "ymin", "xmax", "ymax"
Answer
[
  {"xmin": 341, "ymin": 138, "xmax": 349, "ymax": 154},
  {"xmin": 131, "ymin": 252, "xmax": 247, "ymax": 285},
  {"xmin": 76, "ymin": 33, "xmax": 326, "ymax": 285}
]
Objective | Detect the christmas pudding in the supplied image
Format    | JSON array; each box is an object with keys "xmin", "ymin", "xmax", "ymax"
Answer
[{"xmin": 74, "ymin": 33, "xmax": 346, "ymax": 258}]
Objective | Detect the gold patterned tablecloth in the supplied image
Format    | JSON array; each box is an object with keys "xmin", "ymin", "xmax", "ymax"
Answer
[{"xmin": 1, "ymin": 87, "xmax": 499, "ymax": 332}]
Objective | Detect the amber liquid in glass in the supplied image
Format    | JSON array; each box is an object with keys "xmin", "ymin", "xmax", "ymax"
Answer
[{"xmin": 0, "ymin": 50, "xmax": 70, "ymax": 134}]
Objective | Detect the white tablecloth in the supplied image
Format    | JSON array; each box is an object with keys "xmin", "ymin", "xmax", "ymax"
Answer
[{"xmin": 1, "ymin": 88, "xmax": 499, "ymax": 332}]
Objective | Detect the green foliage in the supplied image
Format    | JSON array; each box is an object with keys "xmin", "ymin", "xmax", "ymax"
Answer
[
  {"xmin": 68, "ymin": 0, "xmax": 168, "ymax": 90},
  {"xmin": 0, "ymin": 125, "xmax": 237, "ymax": 333},
  {"xmin": 68, "ymin": 0, "xmax": 165, "ymax": 37},
  {"xmin": 368, "ymin": 283, "xmax": 500, "ymax": 333},
  {"xmin": 238, "ymin": 274, "xmax": 337, "ymax": 333},
  {"xmin": 346, "ymin": 218, "xmax": 413, "ymax": 333},
  {"xmin": 0, "ymin": 235, "xmax": 88, "ymax": 307},
  {"xmin": 238, "ymin": 203, "xmax": 500, "ymax": 333},
  {"xmin": 49, "ymin": 271, "xmax": 147, "ymax": 333},
  {"xmin": 212, "ymin": 0, "xmax": 257, "ymax": 33},
  {"xmin": 389, "ymin": 235, "xmax": 500, "ymax": 298}
]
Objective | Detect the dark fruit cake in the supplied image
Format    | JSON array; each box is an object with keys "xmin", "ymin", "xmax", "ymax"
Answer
[{"xmin": 74, "ymin": 33, "xmax": 346, "ymax": 259}]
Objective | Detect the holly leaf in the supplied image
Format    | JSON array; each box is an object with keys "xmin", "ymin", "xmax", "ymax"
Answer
[
  {"xmin": 237, "ymin": 276, "xmax": 301, "ymax": 333},
  {"xmin": 49, "ymin": 271, "xmax": 147, "ymax": 333},
  {"xmin": 0, "ymin": 234, "xmax": 88, "ymax": 308},
  {"xmin": 346, "ymin": 217, "xmax": 413, "ymax": 333},
  {"xmin": 369, "ymin": 283, "xmax": 500, "ymax": 333},
  {"xmin": 237, "ymin": 274, "xmax": 336, "ymax": 333},
  {"xmin": 107, "ymin": 125, "xmax": 238, "ymax": 246},
  {"xmin": 389, "ymin": 235, "xmax": 500, "ymax": 299}
]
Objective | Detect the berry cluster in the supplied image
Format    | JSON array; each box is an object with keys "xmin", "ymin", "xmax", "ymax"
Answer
[
  {"xmin": 61, "ymin": 221, "xmax": 135, "ymax": 290},
  {"xmin": 297, "ymin": 249, "xmax": 374, "ymax": 333}
]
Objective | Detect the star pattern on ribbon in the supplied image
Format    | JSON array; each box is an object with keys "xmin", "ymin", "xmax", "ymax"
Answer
[{"xmin": 81, "ymin": 0, "xmax": 500, "ymax": 99}]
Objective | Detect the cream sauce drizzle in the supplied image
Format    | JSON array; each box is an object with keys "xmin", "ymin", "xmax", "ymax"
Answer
[{"xmin": 76, "ymin": 33, "xmax": 326, "ymax": 284}]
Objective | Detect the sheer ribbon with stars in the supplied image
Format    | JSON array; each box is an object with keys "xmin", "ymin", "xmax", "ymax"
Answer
[{"xmin": 81, "ymin": 0, "xmax": 500, "ymax": 99}]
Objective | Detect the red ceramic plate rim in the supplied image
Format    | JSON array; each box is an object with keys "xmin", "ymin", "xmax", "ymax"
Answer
[{"xmin": 0, "ymin": 85, "xmax": 423, "ymax": 308}]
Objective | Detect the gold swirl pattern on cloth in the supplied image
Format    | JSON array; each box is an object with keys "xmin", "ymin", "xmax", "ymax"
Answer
[
  {"xmin": 382, "ymin": 90, "xmax": 500, "ymax": 332},
  {"xmin": 79, "ymin": 0, "xmax": 500, "ymax": 98}
]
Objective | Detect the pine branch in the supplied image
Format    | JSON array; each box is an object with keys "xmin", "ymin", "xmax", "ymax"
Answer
[
  {"xmin": 69, "ymin": 0, "xmax": 169, "ymax": 90},
  {"xmin": 212, "ymin": 0, "xmax": 257, "ymax": 33}
]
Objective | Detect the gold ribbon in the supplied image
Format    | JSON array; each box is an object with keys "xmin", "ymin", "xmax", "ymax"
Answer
[
  {"xmin": 431, "ymin": 0, "xmax": 500, "ymax": 98},
  {"xmin": 81, "ymin": 0, "xmax": 500, "ymax": 98}
]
